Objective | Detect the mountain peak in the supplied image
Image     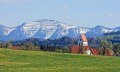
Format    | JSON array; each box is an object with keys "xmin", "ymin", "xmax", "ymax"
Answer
[
  {"xmin": 0, "ymin": 24, "xmax": 5, "ymax": 27},
  {"xmin": 0, "ymin": 19, "xmax": 120, "ymax": 41},
  {"xmin": 33, "ymin": 19, "xmax": 62, "ymax": 24}
]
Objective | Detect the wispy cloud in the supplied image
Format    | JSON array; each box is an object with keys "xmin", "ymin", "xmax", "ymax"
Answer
[
  {"xmin": 0, "ymin": 0, "xmax": 30, "ymax": 3},
  {"xmin": 108, "ymin": 13, "xmax": 113, "ymax": 17},
  {"xmin": 108, "ymin": 13, "xmax": 119, "ymax": 18},
  {"xmin": 90, "ymin": 0, "xmax": 100, "ymax": 2},
  {"xmin": 91, "ymin": 0, "xmax": 99, "ymax": 2},
  {"xmin": 60, "ymin": 5, "xmax": 69, "ymax": 12},
  {"xmin": 63, "ymin": 16, "xmax": 71, "ymax": 19},
  {"xmin": 59, "ymin": 5, "xmax": 71, "ymax": 20}
]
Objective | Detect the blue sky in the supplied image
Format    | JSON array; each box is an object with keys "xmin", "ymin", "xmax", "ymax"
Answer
[{"xmin": 0, "ymin": 0, "xmax": 120, "ymax": 28}]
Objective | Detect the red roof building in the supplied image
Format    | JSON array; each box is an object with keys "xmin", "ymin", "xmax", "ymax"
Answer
[
  {"xmin": 71, "ymin": 46, "xmax": 81, "ymax": 54},
  {"xmin": 71, "ymin": 34, "xmax": 99, "ymax": 55}
]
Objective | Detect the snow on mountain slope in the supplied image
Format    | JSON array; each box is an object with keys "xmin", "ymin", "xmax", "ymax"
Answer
[
  {"xmin": 5, "ymin": 22, "xmax": 40, "ymax": 40},
  {"xmin": 0, "ymin": 19, "xmax": 120, "ymax": 41},
  {"xmin": 6, "ymin": 19, "xmax": 75, "ymax": 40},
  {"xmin": 114, "ymin": 26, "xmax": 120, "ymax": 32},
  {"xmin": 86, "ymin": 25, "xmax": 114, "ymax": 37},
  {"xmin": 0, "ymin": 24, "xmax": 14, "ymax": 37}
]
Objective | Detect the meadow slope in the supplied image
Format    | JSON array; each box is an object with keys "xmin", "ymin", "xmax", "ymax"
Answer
[{"xmin": 0, "ymin": 48, "xmax": 120, "ymax": 72}]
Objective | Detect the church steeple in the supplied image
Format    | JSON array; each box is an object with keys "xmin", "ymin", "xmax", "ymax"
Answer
[{"xmin": 78, "ymin": 38, "xmax": 82, "ymax": 46}]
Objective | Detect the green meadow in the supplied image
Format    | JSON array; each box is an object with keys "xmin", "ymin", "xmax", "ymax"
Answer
[{"xmin": 0, "ymin": 48, "xmax": 120, "ymax": 72}]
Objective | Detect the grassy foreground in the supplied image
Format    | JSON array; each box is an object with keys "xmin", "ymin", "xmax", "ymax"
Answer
[{"xmin": 0, "ymin": 48, "xmax": 120, "ymax": 72}]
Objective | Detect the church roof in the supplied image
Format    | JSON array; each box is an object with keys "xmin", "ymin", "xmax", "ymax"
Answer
[{"xmin": 81, "ymin": 34, "xmax": 88, "ymax": 42}]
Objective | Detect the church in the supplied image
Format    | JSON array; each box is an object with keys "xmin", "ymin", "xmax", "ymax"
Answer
[{"xmin": 71, "ymin": 34, "xmax": 98, "ymax": 55}]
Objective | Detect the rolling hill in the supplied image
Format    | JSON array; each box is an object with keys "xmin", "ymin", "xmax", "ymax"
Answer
[{"xmin": 0, "ymin": 48, "xmax": 120, "ymax": 72}]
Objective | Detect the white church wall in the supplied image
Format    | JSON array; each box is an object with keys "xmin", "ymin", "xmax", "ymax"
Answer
[{"xmin": 83, "ymin": 42, "xmax": 88, "ymax": 46}]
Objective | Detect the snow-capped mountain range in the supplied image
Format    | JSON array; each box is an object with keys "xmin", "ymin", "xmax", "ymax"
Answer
[{"xmin": 0, "ymin": 19, "xmax": 120, "ymax": 41}]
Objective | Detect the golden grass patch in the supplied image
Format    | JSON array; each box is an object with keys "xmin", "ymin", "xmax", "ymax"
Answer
[{"xmin": 0, "ymin": 61, "xmax": 30, "ymax": 65}]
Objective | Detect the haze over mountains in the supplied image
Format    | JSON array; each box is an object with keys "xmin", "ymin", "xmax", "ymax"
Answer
[{"xmin": 0, "ymin": 19, "xmax": 120, "ymax": 41}]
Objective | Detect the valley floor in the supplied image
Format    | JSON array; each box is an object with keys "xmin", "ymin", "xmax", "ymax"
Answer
[{"xmin": 0, "ymin": 48, "xmax": 120, "ymax": 72}]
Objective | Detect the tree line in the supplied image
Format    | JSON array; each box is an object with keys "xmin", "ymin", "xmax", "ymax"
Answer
[{"xmin": 0, "ymin": 36, "xmax": 120, "ymax": 56}]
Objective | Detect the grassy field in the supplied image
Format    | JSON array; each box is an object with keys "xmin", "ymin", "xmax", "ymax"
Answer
[{"xmin": 0, "ymin": 48, "xmax": 120, "ymax": 72}]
